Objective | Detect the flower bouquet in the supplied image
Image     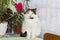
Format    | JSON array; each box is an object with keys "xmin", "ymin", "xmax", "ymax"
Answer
[{"xmin": 8, "ymin": 0, "xmax": 30, "ymax": 34}]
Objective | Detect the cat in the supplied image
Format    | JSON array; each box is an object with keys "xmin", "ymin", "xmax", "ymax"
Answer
[{"xmin": 22, "ymin": 8, "xmax": 41, "ymax": 39}]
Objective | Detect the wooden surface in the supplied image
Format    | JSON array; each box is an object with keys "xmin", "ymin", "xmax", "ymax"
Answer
[{"xmin": 44, "ymin": 33, "xmax": 60, "ymax": 40}]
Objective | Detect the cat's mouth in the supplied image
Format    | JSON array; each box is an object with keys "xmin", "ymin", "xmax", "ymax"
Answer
[{"xmin": 30, "ymin": 17, "xmax": 34, "ymax": 19}]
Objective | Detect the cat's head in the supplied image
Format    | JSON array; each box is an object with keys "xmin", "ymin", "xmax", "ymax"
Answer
[{"xmin": 24, "ymin": 8, "xmax": 36, "ymax": 19}]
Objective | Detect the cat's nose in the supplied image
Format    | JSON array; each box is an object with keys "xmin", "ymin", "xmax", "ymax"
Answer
[{"xmin": 30, "ymin": 17, "xmax": 34, "ymax": 19}]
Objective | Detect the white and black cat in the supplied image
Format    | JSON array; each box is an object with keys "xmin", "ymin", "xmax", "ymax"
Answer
[{"xmin": 21, "ymin": 8, "xmax": 41, "ymax": 39}]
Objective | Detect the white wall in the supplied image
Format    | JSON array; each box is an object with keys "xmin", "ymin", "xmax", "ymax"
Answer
[
  {"xmin": 15, "ymin": 0, "xmax": 60, "ymax": 38},
  {"xmin": 29, "ymin": 0, "xmax": 60, "ymax": 38}
]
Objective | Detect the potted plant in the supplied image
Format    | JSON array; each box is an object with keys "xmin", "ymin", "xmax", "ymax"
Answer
[
  {"xmin": 13, "ymin": 2, "xmax": 24, "ymax": 34},
  {"xmin": 7, "ymin": 0, "xmax": 30, "ymax": 34},
  {"xmin": 0, "ymin": 0, "xmax": 10, "ymax": 36},
  {"xmin": 13, "ymin": 12, "xmax": 24, "ymax": 34}
]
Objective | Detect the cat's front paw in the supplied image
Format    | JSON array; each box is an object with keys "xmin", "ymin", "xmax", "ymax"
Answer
[{"xmin": 26, "ymin": 36, "xmax": 31, "ymax": 39}]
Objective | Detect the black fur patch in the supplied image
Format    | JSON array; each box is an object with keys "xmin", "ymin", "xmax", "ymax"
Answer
[
  {"xmin": 24, "ymin": 8, "xmax": 36, "ymax": 14},
  {"xmin": 20, "ymin": 31, "xmax": 27, "ymax": 37}
]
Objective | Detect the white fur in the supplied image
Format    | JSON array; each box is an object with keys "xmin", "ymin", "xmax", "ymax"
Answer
[{"xmin": 22, "ymin": 10, "xmax": 41, "ymax": 39}]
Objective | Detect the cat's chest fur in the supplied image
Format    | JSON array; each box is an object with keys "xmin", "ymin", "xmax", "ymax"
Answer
[{"xmin": 24, "ymin": 18, "xmax": 40, "ymax": 30}]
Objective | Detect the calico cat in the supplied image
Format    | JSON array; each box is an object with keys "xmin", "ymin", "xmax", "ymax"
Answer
[{"xmin": 21, "ymin": 8, "xmax": 41, "ymax": 39}]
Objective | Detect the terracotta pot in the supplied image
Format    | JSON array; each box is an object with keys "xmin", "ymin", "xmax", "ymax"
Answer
[{"xmin": 14, "ymin": 25, "xmax": 22, "ymax": 34}]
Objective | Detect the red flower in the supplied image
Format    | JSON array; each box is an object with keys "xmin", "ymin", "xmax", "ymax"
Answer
[{"xmin": 14, "ymin": 2, "xmax": 23, "ymax": 12}]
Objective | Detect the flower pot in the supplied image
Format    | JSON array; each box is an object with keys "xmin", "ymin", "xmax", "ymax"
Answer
[
  {"xmin": 14, "ymin": 25, "xmax": 22, "ymax": 34},
  {"xmin": 0, "ymin": 22, "xmax": 8, "ymax": 36}
]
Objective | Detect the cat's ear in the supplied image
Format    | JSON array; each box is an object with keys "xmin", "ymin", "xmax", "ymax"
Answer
[
  {"xmin": 34, "ymin": 8, "xmax": 36, "ymax": 11},
  {"xmin": 24, "ymin": 8, "xmax": 30, "ymax": 14},
  {"xmin": 31, "ymin": 8, "xmax": 36, "ymax": 14}
]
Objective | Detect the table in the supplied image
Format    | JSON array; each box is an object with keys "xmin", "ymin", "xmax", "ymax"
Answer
[{"xmin": 0, "ymin": 37, "xmax": 43, "ymax": 40}]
